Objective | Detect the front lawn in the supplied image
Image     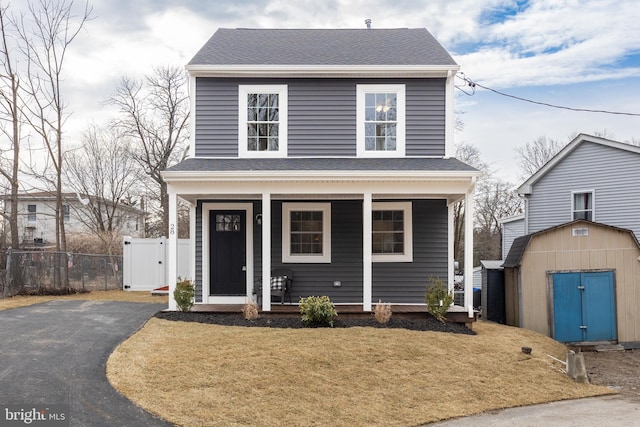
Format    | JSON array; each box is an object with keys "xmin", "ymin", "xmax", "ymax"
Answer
[{"xmin": 107, "ymin": 318, "xmax": 613, "ymax": 426}]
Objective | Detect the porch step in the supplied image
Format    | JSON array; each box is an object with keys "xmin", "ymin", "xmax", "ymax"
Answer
[{"xmin": 594, "ymin": 344, "xmax": 625, "ymax": 352}]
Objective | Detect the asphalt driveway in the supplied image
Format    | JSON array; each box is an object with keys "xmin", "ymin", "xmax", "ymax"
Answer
[{"xmin": 0, "ymin": 300, "xmax": 173, "ymax": 427}]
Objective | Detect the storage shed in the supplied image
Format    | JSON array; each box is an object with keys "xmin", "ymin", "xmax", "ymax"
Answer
[
  {"xmin": 480, "ymin": 260, "xmax": 505, "ymax": 323},
  {"xmin": 503, "ymin": 220, "xmax": 640, "ymax": 349}
]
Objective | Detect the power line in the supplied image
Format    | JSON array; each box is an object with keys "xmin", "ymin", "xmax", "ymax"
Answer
[{"xmin": 456, "ymin": 74, "xmax": 640, "ymax": 117}]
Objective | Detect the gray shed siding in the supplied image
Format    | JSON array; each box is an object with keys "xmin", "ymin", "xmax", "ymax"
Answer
[
  {"xmin": 194, "ymin": 78, "xmax": 446, "ymax": 158},
  {"xmin": 501, "ymin": 218, "xmax": 525, "ymax": 260},
  {"xmin": 195, "ymin": 199, "xmax": 448, "ymax": 304},
  {"xmin": 527, "ymin": 142, "xmax": 640, "ymax": 238}
]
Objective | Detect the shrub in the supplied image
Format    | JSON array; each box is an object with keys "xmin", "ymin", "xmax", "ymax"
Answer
[
  {"xmin": 299, "ymin": 295, "xmax": 338, "ymax": 327},
  {"xmin": 425, "ymin": 276, "xmax": 454, "ymax": 323},
  {"xmin": 374, "ymin": 300, "xmax": 392, "ymax": 324},
  {"xmin": 174, "ymin": 278, "xmax": 195, "ymax": 312},
  {"xmin": 242, "ymin": 299, "xmax": 260, "ymax": 320}
]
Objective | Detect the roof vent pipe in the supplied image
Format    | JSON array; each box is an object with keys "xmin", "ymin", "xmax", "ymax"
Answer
[{"xmin": 365, "ymin": 19, "xmax": 372, "ymax": 29}]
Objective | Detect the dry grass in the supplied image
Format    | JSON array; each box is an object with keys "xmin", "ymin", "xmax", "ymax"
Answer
[
  {"xmin": 373, "ymin": 300, "xmax": 392, "ymax": 324},
  {"xmin": 107, "ymin": 319, "xmax": 614, "ymax": 427},
  {"xmin": 0, "ymin": 290, "xmax": 168, "ymax": 311}
]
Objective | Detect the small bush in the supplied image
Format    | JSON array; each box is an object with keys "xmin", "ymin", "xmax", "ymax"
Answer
[
  {"xmin": 425, "ymin": 276, "xmax": 454, "ymax": 323},
  {"xmin": 174, "ymin": 278, "xmax": 195, "ymax": 312},
  {"xmin": 299, "ymin": 295, "xmax": 338, "ymax": 327},
  {"xmin": 242, "ymin": 299, "xmax": 259, "ymax": 320},
  {"xmin": 374, "ymin": 300, "xmax": 392, "ymax": 324}
]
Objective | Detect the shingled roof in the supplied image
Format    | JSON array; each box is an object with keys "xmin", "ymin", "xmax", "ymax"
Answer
[{"xmin": 188, "ymin": 28, "xmax": 457, "ymax": 67}]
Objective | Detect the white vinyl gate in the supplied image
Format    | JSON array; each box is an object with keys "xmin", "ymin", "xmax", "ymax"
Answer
[{"xmin": 122, "ymin": 236, "xmax": 191, "ymax": 291}]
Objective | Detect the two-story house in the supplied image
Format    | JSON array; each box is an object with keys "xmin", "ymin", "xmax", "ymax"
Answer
[
  {"xmin": 162, "ymin": 28, "xmax": 479, "ymax": 314},
  {"xmin": 4, "ymin": 192, "xmax": 146, "ymax": 247}
]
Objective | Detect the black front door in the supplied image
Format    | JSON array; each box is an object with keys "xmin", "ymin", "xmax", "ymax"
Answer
[{"xmin": 210, "ymin": 210, "xmax": 246, "ymax": 296}]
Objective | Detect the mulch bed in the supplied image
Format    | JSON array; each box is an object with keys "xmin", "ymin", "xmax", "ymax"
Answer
[{"xmin": 155, "ymin": 311, "xmax": 475, "ymax": 334}]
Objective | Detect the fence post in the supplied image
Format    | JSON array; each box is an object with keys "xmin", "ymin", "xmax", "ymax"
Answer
[
  {"xmin": 3, "ymin": 247, "xmax": 11, "ymax": 298},
  {"xmin": 104, "ymin": 257, "xmax": 108, "ymax": 291}
]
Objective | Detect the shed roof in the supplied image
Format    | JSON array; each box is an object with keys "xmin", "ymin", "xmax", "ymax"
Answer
[
  {"xmin": 502, "ymin": 219, "xmax": 640, "ymax": 268},
  {"xmin": 188, "ymin": 28, "xmax": 457, "ymax": 67}
]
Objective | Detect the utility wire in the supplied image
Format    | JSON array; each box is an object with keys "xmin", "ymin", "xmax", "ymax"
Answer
[{"xmin": 456, "ymin": 74, "xmax": 640, "ymax": 117}]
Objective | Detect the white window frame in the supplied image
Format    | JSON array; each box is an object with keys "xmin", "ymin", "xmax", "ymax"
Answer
[
  {"xmin": 27, "ymin": 204, "xmax": 37, "ymax": 223},
  {"xmin": 571, "ymin": 190, "xmax": 595, "ymax": 222},
  {"xmin": 238, "ymin": 85, "xmax": 288, "ymax": 158},
  {"xmin": 282, "ymin": 202, "xmax": 331, "ymax": 263},
  {"xmin": 356, "ymin": 84, "xmax": 406, "ymax": 157},
  {"xmin": 372, "ymin": 202, "xmax": 413, "ymax": 262}
]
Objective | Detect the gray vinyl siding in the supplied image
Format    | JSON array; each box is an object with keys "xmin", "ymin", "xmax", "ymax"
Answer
[
  {"xmin": 196, "ymin": 198, "xmax": 448, "ymax": 305},
  {"xmin": 372, "ymin": 200, "xmax": 448, "ymax": 303},
  {"xmin": 527, "ymin": 142, "xmax": 640, "ymax": 238},
  {"xmin": 194, "ymin": 77, "xmax": 446, "ymax": 158},
  {"xmin": 502, "ymin": 218, "xmax": 525, "ymax": 259}
]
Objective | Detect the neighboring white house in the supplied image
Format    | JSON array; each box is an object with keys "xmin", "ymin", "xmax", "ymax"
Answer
[{"xmin": 4, "ymin": 192, "xmax": 146, "ymax": 247}]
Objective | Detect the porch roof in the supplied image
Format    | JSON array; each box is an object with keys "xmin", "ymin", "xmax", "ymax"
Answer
[{"xmin": 164, "ymin": 157, "xmax": 478, "ymax": 173}]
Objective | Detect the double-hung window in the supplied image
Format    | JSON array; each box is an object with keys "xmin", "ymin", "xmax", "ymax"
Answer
[
  {"xmin": 372, "ymin": 202, "xmax": 413, "ymax": 262},
  {"xmin": 63, "ymin": 204, "xmax": 70, "ymax": 223},
  {"xmin": 238, "ymin": 85, "xmax": 287, "ymax": 157},
  {"xmin": 572, "ymin": 190, "xmax": 594, "ymax": 221},
  {"xmin": 282, "ymin": 203, "xmax": 331, "ymax": 263},
  {"xmin": 27, "ymin": 204, "xmax": 37, "ymax": 222},
  {"xmin": 356, "ymin": 85, "xmax": 405, "ymax": 157}
]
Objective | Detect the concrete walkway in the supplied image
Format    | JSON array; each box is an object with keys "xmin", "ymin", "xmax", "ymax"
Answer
[
  {"xmin": 0, "ymin": 300, "xmax": 173, "ymax": 427},
  {"xmin": 430, "ymin": 395, "xmax": 640, "ymax": 426}
]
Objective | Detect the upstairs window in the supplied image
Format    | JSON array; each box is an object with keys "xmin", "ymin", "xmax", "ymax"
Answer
[
  {"xmin": 27, "ymin": 204, "xmax": 36, "ymax": 222},
  {"xmin": 357, "ymin": 85, "xmax": 405, "ymax": 157},
  {"xmin": 572, "ymin": 191, "xmax": 594, "ymax": 221},
  {"xmin": 63, "ymin": 204, "xmax": 70, "ymax": 223},
  {"xmin": 238, "ymin": 85, "xmax": 287, "ymax": 158}
]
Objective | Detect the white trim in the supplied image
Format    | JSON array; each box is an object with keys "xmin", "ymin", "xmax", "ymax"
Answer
[
  {"xmin": 356, "ymin": 84, "xmax": 406, "ymax": 157},
  {"xmin": 189, "ymin": 76, "xmax": 196, "ymax": 158},
  {"xmin": 371, "ymin": 202, "xmax": 413, "ymax": 262},
  {"xmin": 262, "ymin": 193, "xmax": 272, "ymax": 311},
  {"xmin": 238, "ymin": 85, "xmax": 288, "ymax": 158},
  {"xmin": 447, "ymin": 201, "xmax": 454, "ymax": 292},
  {"xmin": 444, "ymin": 70, "xmax": 455, "ymax": 158},
  {"xmin": 571, "ymin": 189, "xmax": 596, "ymax": 222},
  {"xmin": 167, "ymin": 192, "xmax": 178, "ymax": 311},
  {"xmin": 282, "ymin": 202, "xmax": 331, "ymax": 263},
  {"xmin": 187, "ymin": 64, "xmax": 460, "ymax": 78},
  {"xmin": 464, "ymin": 188, "xmax": 475, "ymax": 318},
  {"xmin": 363, "ymin": 194, "xmax": 372, "ymax": 311},
  {"xmin": 202, "ymin": 202, "xmax": 254, "ymax": 304}
]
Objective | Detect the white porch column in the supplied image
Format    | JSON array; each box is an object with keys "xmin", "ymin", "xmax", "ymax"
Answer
[
  {"xmin": 464, "ymin": 188, "xmax": 475, "ymax": 318},
  {"xmin": 262, "ymin": 193, "xmax": 271, "ymax": 311},
  {"xmin": 363, "ymin": 193, "xmax": 372, "ymax": 311},
  {"xmin": 447, "ymin": 202, "xmax": 454, "ymax": 293},
  {"xmin": 167, "ymin": 191, "xmax": 178, "ymax": 311},
  {"xmin": 189, "ymin": 202, "xmax": 196, "ymax": 296}
]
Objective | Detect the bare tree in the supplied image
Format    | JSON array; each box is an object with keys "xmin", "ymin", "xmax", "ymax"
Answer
[
  {"xmin": 0, "ymin": 4, "xmax": 22, "ymax": 250},
  {"xmin": 64, "ymin": 124, "xmax": 143, "ymax": 255},
  {"xmin": 109, "ymin": 65, "xmax": 189, "ymax": 237},
  {"xmin": 16, "ymin": 0, "xmax": 92, "ymax": 287},
  {"xmin": 473, "ymin": 178, "xmax": 523, "ymax": 264},
  {"xmin": 515, "ymin": 136, "xmax": 565, "ymax": 179},
  {"xmin": 453, "ymin": 142, "xmax": 488, "ymax": 269}
]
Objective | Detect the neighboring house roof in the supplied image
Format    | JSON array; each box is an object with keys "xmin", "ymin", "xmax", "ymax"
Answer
[
  {"xmin": 518, "ymin": 134, "xmax": 640, "ymax": 194},
  {"xmin": 480, "ymin": 260, "xmax": 504, "ymax": 270},
  {"xmin": 502, "ymin": 219, "xmax": 640, "ymax": 268},
  {"xmin": 164, "ymin": 157, "xmax": 478, "ymax": 174},
  {"xmin": 188, "ymin": 28, "xmax": 457, "ymax": 67}
]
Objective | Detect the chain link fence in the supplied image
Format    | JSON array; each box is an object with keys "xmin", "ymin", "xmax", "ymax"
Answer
[{"xmin": 1, "ymin": 249, "xmax": 122, "ymax": 298}]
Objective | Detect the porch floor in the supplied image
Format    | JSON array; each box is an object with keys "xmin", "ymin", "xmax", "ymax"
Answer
[{"xmin": 189, "ymin": 303, "xmax": 476, "ymax": 324}]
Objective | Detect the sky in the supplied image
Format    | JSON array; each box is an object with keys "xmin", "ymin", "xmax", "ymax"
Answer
[{"xmin": 12, "ymin": 0, "xmax": 640, "ymax": 184}]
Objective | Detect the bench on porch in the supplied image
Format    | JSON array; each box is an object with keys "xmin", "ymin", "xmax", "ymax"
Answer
[{"xmin": 253, "ymin": 269, "xmax": 294, "ymax": 305}]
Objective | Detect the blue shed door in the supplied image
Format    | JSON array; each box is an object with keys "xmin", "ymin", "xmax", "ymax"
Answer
[{"xmin": 552, "ymin": 271, "xmax": 616, "ymax": 343}]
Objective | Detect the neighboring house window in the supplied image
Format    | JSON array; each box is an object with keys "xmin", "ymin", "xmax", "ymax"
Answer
[
  {"xmin": 63, "ymin": 204, "xmax": 70, "ymax": 223},
  {"xmin": 238, "ymin": 85, "xmax": 288, "ymax": 158},
  {"xmin": 27, "ymin": 204, "xmax": 36, "ymax": 222},
  {"xmin": 572, "ymin": 191, "xmax": 594, "ymax": 221},
  {"xmin": 372, "ymin": 202, "xmax": 413, "ymax": 262},
  {"xmin": 356, "ymin": 84, "xmax": 405, "ymax": 157},
  {"xmin": 282, "ymin": 203, "xmax": 331, "ymax": 263}
]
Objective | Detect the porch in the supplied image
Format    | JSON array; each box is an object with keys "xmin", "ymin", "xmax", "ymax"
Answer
[{"xmin": 189, "ymin": 303, "xmax": 477, "ymax": 324}]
